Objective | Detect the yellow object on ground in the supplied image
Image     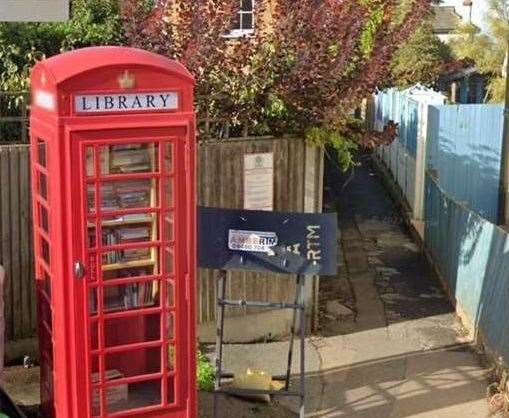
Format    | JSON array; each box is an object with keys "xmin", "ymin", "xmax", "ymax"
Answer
[{"xmin": 232, "ymin": 369, "xmax": 285, "ymax": 403}]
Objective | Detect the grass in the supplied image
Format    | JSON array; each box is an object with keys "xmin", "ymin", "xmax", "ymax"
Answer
[{"xmin": 197, "ymin": 350, "xmax": 215, "ymax": 392}]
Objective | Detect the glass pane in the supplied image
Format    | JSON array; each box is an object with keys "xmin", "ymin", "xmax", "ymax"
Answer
[
  {"xmin": 115, "ymin": 225, "xmax": 152, "ymax": 245},
  {"xmin": 101, "ymin": 246, "xmax": 153, "ymax": 265},
  {"xmin": 164, "ymin": 143, "xmax": 173, "ymax": 173},
  {"xmin": 100, "ymin": 179, "xmax": 155, "ymax": 211},
  {"xmin": 90, "ymin": 321, "xmax": 99, "ymax": 351},
  {"xmin": 102, "ymin": 282, "xmax": 160, "ymax": 313},
  {"xmin": 164, "ymin": 213, "xmax": 173, "ymax": 241},
  {"xmin": 100, "ymin": 213, "xmax": 154, "ymax": 227},
  {"xmin": 164, "ymin": 181, "xmax": 173, "ymax": 207},
  {"xmin": 89, "ymin": 288, "xmax": 98, "ymax": 315},
  {"xmin": 39, "ymin": 318, "xmax": 53, "ymax": 354},
  {"xmin": 43, "ymin": 270, "xmax": 51, "ymax": 300},
  {"xmin": 88, "ymin": 226, "xmax": 97, "ymax": 248},
  {"xmin": 166, "ymin": 313, "xmax": 174, "ymax": 340},
  {"xmin": 103, "ymin": 266, "xmax": 156, "ymax": 281},
  {"xmin": 91, "ymin": 387, "xmax": 100, "ymax": 417},
  {"xmin": 167, "ymin": 345, "xmax": 176, "ymax": 371},
  {"xmin": 105, "ymin": 347, "xmax": 161, "ymax": 380},
  {"xmin": 89, "ymin": 255, "xmax": 98, "ymax": 283},
  {"xmin": 40, "ymin": 205, "xmax": 49, "ymax": 232},
  {"xmin": 94, "ymin": 224, "xmax": 153, "ymax": 252},
  {"xmin": 167, "ymin": 280, "xmax": 174, "ymax": 308},
  {"xmin": 164, "ymin": 247, "xmax": 174, "ymax": 274},
  {"xmin": 241, "ymin": 12, "xmax": 253, "ymax": 30},
  {"xmin": 241, "ymin": 0, "xmax": 253, "ymax": 11},
  {"xmin": 167, "ymin": 376, "xmax": 175, "ymax": 405},
  {"xmin": 90, "ymin": 356, "xmax": 100, "ymax": 381},
  {"xmin": 41, "ymin": 238, "xmax": 50, "ymax": 264},
  {"xmin": 104, "ymin": 314, "xmax": 161, "ymax": 348},
  {"xmin": 101, "ymin": 143, "xmax": 158, "ymax": 175},
  {"xmin": 87, "ymin": 185, "xmax": 96, "ymax": 214},
  {"xmin": 106, "ymin": 380, "xmax": 161, "ymax": 414},
  {"xmin": 39, "ymin": 291, "xmax": 52, "ymax": 327},
  {"xmin": 39, "ymin": 172, "xmax": 48, "ymax": 200},
  {"xmin": 86, "ymin": 147, "xmax": 95, "ymax": 177},
  {"xmin": 37, "ymin": 139, "xmax": 47, "ymax": 167}
]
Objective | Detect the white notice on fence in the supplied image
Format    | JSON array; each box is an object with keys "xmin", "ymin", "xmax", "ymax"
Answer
[{"xmin": 244, "ymin": 153, "xmax": 274, "ymax": 211}]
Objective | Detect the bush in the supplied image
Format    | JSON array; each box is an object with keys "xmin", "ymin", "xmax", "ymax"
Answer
[{"xmin": 197, "ymin": 351, "xmax": 215, "ymax": 392}]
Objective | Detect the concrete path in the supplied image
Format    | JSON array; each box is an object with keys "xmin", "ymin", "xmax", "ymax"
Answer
[{"xmin": 221, "ymin": 155, "xmax": 490, "ymax": 417}]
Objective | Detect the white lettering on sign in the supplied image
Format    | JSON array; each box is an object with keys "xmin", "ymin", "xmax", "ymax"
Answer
[
  {"xmin": 306, "ymin": 225, "xmax": 322, "ymax": 263},
  {"xmin": 74, "ymin": 92, "xmax": 179, "ymax": 113},
  {"xmin": 244, "ymin": 153, "xmax": 274, "ymax": 211},
  {"xmin": 228, "ymin": 229, "xmax": 278, "ymax": 253},
  {"xmin": 34, "ymin": 90, "xmax": 56, "ymax": 111}
]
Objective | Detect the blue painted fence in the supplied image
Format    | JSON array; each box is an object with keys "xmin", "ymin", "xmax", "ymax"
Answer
[
  {"xmin": 427, "ymin": 104, "xmax": 504, "ymax": 223},
  {"xmin": 376, "ymin": 89, "xmax": 419, "ymax": 157},
  {"xmin": 425, "ymin": 177, "xmax": 509, "ymax": 364},
  {"xmin": 374, "ymin": 87, "xmax": 509, "ymax": 367},
  {"xmin": 375, "ymin": 89, "xmax": 422, "ymax": 215}
]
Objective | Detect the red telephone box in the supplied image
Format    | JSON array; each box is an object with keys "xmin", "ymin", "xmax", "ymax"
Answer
[{"xmin": 29, "ymin": 47, "xmax": 197, "ymax": 418}]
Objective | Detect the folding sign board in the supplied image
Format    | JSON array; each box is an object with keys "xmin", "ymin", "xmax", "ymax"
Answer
[
  {"xmin": 198, "ymin": 207, "xmax": 338, "ymax": 276},
  {"xmin": 1, "ymin": 0, "xmax": 69, "ymax": 22}
]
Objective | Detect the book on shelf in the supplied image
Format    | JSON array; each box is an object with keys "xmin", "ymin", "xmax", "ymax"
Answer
[
  {"xmin": 96, "ymin": 226, "xmax": 151, "ymax": 264},
  {"xmin": 89, "ymin": 267, "xmax": 156, "ymax": 313},
  {"xmin": 88, "ymin": 181, "xmax": 151, "ymax": 214},
  {"xmin": 121, "ymin": 213, "xmax": 152, "ymax": 222},
  {"xmin": 117, "ymin": 226, "xmax": 151, "ymax": 242}
]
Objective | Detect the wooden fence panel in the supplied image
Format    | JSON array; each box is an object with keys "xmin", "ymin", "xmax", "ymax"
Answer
[
  {"xmin": 0, "ymin": 145, "xmax": 36, "ymax": 341},
  {"xmin": 197, "ymin": 137, "xmax": 324, "ymax": 325},
  {"xmin": 0, "ymin": 137, "xmax": 323, "ymax": 341}
]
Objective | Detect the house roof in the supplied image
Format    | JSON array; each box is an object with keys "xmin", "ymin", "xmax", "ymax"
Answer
[{"xmin": 432, "ymin": 6, "xmax": 462, "ymax": 34}]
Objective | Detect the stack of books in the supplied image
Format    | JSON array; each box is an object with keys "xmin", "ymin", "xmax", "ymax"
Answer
[
  {"xmin": 116, "ymin": 180, "xmax": 151, "ymax": 209},
  {"xmin": 118, "ymin": 227, "xmax": 151, "ymax": 261},
  {"xmin": 110, "ymin": 144, "xmax": 152, "ymax": 174},
  {"xmin": 93, "ymin": 226, "xmax": 151, "ymax": 264},
  {"xmin": 91, "ymin": 281, "xmax": 156, "ymax": 313},
  {"xmin": 101, "ymin": 184, "xmax": 120, "ymax": 212},
  {"xmin": 87, "ymin": 180, "xmax": 151, "ymax": 215}
]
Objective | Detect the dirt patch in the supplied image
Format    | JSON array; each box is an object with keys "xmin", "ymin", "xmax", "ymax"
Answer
[{"xmin": 1, "ymin": 366, "xmax": 295, "ymax": 418}]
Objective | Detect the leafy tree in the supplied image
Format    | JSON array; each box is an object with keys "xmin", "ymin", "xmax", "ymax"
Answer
[
  {"xmin": 122, "ymin": 0, "xmax": 433, "ymax": 169},
  {"xmin": 0, "ymin": 0, "xmax": 123, "ymax": 92},
  {"xmin": 449, "ymin": 0, "xmax": 509, "ymax": 102},
  {"xmin": 390, "ymin": 23, "xmax": 452, "ymax": 88}
]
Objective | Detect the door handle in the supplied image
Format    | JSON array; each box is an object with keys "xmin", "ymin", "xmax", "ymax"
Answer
[{"xmin": 74, "ymin": 261, "xmax": 85, "ymax": 279}]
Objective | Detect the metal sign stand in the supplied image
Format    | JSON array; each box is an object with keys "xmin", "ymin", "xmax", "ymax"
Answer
[{"xmin": 213, "ymin": 269, "xmax": 306, "ymax": 418}]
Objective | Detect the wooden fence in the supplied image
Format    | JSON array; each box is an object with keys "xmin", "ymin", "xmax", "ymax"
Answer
[
  {"xmin": 197, "ymin": 137, "xmax": 324, "ymax": 334},
  {"xmin": 0, "ymin": 145, "xmax": 36, "ymax": 341},
  {"xmin": 0, "ymin": 136, "xmax": 323, "ymax": 343}
]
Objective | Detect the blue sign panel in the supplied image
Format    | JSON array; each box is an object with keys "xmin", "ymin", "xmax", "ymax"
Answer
[{"xmin": 198, "ymin": 207, "xmax": 338, "ymax": 276}]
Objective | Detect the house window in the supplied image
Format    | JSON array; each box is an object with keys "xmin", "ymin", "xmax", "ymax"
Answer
[{"xmin": 227, "ymin": 0, "xmax": 255, "ymax": 38}]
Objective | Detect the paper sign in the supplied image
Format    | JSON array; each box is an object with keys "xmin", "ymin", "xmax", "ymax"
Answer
[{"xmin": 244, "ymin": 153, "xmax": 274, "ymax": 211}]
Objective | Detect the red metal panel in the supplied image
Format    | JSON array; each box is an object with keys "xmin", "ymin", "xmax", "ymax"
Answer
[{"xmin": 30, "ymin": 47, "xmax": 196, "ymax": 418}]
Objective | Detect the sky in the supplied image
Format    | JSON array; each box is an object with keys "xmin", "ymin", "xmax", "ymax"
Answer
[{"xmin": 441, "ymin": 0, "xmax": 490, "ymax": 30}]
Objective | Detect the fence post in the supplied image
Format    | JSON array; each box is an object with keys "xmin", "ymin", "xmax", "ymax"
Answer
[
  {"xmin": 412, "ymin": 101, "xmax": 429, "ymax": 238},
  {"xmin": 499, "ymin": 39, "xmax": 509, "ymax": 226}
]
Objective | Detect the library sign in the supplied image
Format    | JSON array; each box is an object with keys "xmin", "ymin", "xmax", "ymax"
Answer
[{"xmin": 75, "ymin": 91, "xmax": 179, "ymax": 113}]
